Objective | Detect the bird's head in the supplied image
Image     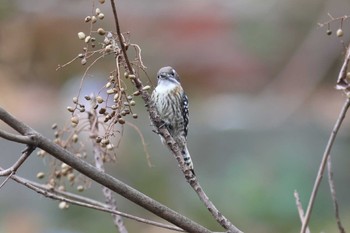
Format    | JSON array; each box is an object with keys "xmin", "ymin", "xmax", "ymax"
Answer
[{"xmin": 157, "ymin": 66, "xmax": 180, "ymax": 85}]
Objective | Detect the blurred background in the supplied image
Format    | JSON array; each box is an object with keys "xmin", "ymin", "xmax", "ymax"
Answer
[{"xmin": 1, "ymin": 0, "xmax": 350, "ymax": 232}]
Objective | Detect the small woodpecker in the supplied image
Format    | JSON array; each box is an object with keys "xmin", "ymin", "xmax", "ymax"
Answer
[{"xmin": 151, "ymin": 66, "xmax": 194, "ymax": 173}]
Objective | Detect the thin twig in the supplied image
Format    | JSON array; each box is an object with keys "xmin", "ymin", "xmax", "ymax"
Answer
[
  {"xmin": 110, "ymin": 0, "xmax": 133, "ymax": 74},
  {"xmin": 294, "ymin": 191, "xmax": 310, "ymax": 233},
  {"xmin": 0, "ymin": 145, "xmax": 36, "ymax": 176},
  {"xmin": 327, "ymin": 157, "xmax": 346, "ymax": 233},
  {"xmin": 0, "ymin": 171, "xmax": 14, "ymax": 189},
  {"xmin": 0, "ymin": 129, "xmax": 35, "ymax": 144},
  {"xmin": 6, "ymin": 172, "xmax": 185, "ymax": 232},
  {"xmin": 300, "ymin": 98, "xmax": 350, "ymax": 233}
]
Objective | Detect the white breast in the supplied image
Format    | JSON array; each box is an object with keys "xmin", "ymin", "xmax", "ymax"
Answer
[{"xmin": 155, "ymin": 80, "xmax": 177, "ymax": 94}]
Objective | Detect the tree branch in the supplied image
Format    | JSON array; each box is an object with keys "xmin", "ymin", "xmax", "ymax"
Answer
[
  {"xmin": 0, "ymin": 129, "xmax": 36, "ymax": 144},
  {"xmin": 6, "ymin": 172, "xmax": 185, "ymax": 232},
  {"xmin": 109, "ymin": 1, "xmax": 243, "ymax": 232},
  {"xmin": 0, "ymin": 106, "xmax": 211, "ymax": 233},
  {"xmin": 300, "ymin": 98, "xmax": 350, "ymax": 233},
  {"xmin": 300, "ymin": 44, "xmax": 350, "ymax": 233}
]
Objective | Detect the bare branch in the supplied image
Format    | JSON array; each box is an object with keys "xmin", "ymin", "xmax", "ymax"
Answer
[
  {"xmin": 300, "ymin": 98, "xmax": 350, "ymax": 233},
  {"xmin": 0, "ymin": 106, "xmax": 211, "ymax": 233},
  {"xmin": 0, "ymin": 145, "xmax": 36, "ymax": 189},
  {"xmin": 0, "ymin": 129, "xmax": 35, "ymax": 145},
  {"xmin": 7, "ymin": 172, "xmax": 185, "ymax": 232},
  {"xmin": 294, "ymin": 191, "xmax": 310, "ymax": 233},
  {"xmin": 327, "ymin": 157, "xmax": 346, "ymax": 233}
]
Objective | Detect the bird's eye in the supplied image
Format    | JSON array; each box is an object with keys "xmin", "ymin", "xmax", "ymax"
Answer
[{"xmin": 170, "ymin": 69, "xmax": 175, "ymax": 76}]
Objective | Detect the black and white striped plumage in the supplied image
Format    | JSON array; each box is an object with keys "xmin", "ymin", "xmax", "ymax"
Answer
[{"xmin": 151, "ymin": 66, "xmax": 193, "ymax": 171}]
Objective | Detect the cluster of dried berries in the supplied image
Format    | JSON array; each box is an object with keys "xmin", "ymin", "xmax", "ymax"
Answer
[
  {"xmin": 37, "ymin": 1, "xmax": 150, "ymax": 211},
  {"xmin": 320, "ymin": 14, "xmax": 349, "ymax": 38}
]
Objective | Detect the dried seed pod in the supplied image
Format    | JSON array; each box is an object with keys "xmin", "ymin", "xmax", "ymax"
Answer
[
  {"xmin": 99, "ymin": 108, "xmax": 106, "ymax": 114},
  {"xmin": 98, "ymin": 13, "xmax": 104, "ymax": 20},
  {"xmin": 96, "ymin": 136, "xmax": 102, "ymax": 143},
  {"xmin": 130, "ymin": 100, "xmax": 136, "ymax": 106},
  {"xmin": 59, "ymin": 201, "xmax": 69, "ymax": 209},
  {"xmin": 98, "ymin": 0, "xmax": 105, "ymax": 3},
  {"xmin": 107, "ymin": 88, "xmax": 115, "ymax": 94},
  {"xmin": 72, "ymin": 134, "xmax": 78, "ymax": 143},
  {"xmin": 336, "ymin": 28, "xmax": 344, "ymax": 37},
  {"xmin": 85, "ymin": 36, "xmax": 91, "ymax": 43},
  {"xmin": 84, "ymin": 95, "xmax": 91, "ymax": 100},
  {"xmin": 95, "ymin": 8, "xmax": 101, "ymax": 15},
  {"xmin": 97, "ymin": 28, "xmax": 106, "ymax": 35},
  {"xmin": 106, "ymin": 144, "xmax": 114, "ymax": 150},
  {"xmin": 96, "ymin": 96, "xmax": 104, "ymax": 103},
  {"xmin": 118, "ymin": 118, "xmax": 125, "ymax": 124},
  {"xmin": 128, "ymin": 74, "xmax": 136, "ymax": 79},
  {"xmin": 71, "ymin": 116, "xmax": 79, "ymax": 127},
  {"xmin": 132, "ymin": 113, "xmax": 138, "ymax": 119},
  {"xmin": 111, "ymin": 105, "xmax": 118, "ymax": 110},
  {"xmin": 67, "ymin": 106, "xmax": 74, "ymax": 112},
  {"xmin": 113, "ymin": 93, "xmax": 119, "ymax": 101},
  {"xmin": 84, "ymin": 16, "xmax": 91, "ymax": 23},
  {"xmin": 77, "ymin": 185, "xmax": 85, "ymax": 192},
  {"xmin": 78, "ymin": 53, "xmax": 85, "ymax": 58},
  {"xmin": 106, "ymin": 82, "xmax": 112, "ymax": 88},
  {"xmin": 105, "ymin": 44, "xmax": 113, "ymax": 52},
  {"xmin": 142, "ymin": 85, "xmax": 151, "ymax": 91},
  {"xmin": 36, "ymin": 172, "xmax": 45, "ymax": 179},
  {"xmin": 91, "ymin": 16, "xmax": 97, "ymax": 23},
  {"xmin": 72, "ymin": 97, "xmax": 78, "ymax": 104},
  {"xmin": 101, "ymin": 138, "xmax": 110, "ymax": 145},
  {"xmin": 133, "ymin": 90, "xmax": 141, "ymax": 96},
  {"xmin": 58, "ymin": 185, "xmax": 65, "ymax": 192},
  {"xmin": 326, "ymin": 29, "xmax": 332, "ymax": 35},
  {"xmin": 127, "ymin": 95, "xmax": 133, "ymax": 100},
  {"xmin": 77, "ymin": 32, "xmax": 86, "ymax": 40}
]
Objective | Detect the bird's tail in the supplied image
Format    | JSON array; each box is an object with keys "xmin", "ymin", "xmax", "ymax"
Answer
[{"xmin": 182, "ymin": 146, "xmax": 194, "ymax": 173}]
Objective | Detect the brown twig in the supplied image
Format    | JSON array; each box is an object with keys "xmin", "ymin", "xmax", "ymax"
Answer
[
  {"xmin": 327, "ymin": 157, "xmax": 346, "ymax": 233},
  {"xmin": 0, "ymin": 106, "xmax": 211, "ymax": 233},
  {"xmin": 5, "ymin": 172, "xmax": 185, "ymax": 232},
  {"xmin": 300, "ymin": 98, "xmax": 350, "ymax": 233}
]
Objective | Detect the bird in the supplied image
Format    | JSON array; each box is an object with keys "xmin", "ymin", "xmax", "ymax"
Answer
[{"xmin": 150, "ymin": 66, "xmax": 194, "ymax": 173}]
